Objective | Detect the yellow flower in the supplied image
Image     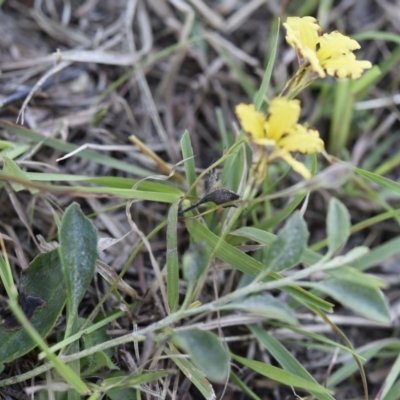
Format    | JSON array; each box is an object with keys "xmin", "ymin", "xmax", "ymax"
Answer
[
  {"xmin": 284, "ymin": 16, "xmax": 372, "ymax": 79},
  {"xmin": 235, "ymin": 98, "xmax": 324, "ymax": 179}
]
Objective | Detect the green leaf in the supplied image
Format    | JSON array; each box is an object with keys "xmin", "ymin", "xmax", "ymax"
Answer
[
  {"xmin": 104, "ymin": 370, "xmax": 169, "ymax": 389},
  {"xmin": 384, "ymin": 380, "xmax": 400, "ymax": 400},
  {"xmin": 59, "ymin": 203, "xmax": 98, "ymax": 337},
  {"xmin": 230, "ymin": 371, "xmax": 262, "ymax": 400},
  {"xmin": 2, "ymin": 156, "xmax": 36, "ymax": 193},
  {"xmin": 180, "ymin": 130, "xmax": 197, "ymax": 197},
  {"xmin": 326, "ymin": 198, "xmax": 351, "ymax": 255},
  {"xmin": 171, "ymin": 329, "xmax": 230, "ymax": 383},
  {"xmin": 107, "ymin": 388, "xmax": 135, "ymax": 400},
  {"xmin": 0, "ymin": 253, "xmax": 16, "ymax": 300},
  {"xmin": 329, "ymin": 79, "xmax": 353, "ymax": 155},
  {"xmin": 232, "ymin": 354, "xmax": 332, "ymax": 395},
  {"xmin": 185, "ymin": 218, "xmax": 333, "ymax": 312},
  {"xmin": 0, "ymin": 250, "xmax": 67, "ymax": 363},
  {"xmin": 254, "ymin": 19, "xmax": 280, "ymax": 110},
  {"xmin": 0, "ymin": 119, "xmax": 152, "ymax": 177},
  {"xmin": 380, "ymin": 352, "xmax": 400, "ymax": 399},
  {"xmin": 318, "ymin": 247, "xmax": 369, "ymax": 270},
  {"xmin": 356, "ymin": 167, "xmax": 400, "ymax": 195},
  {"xmin": 80, "ymin": 318, "xmax": 118, "ymax": 375},
  {"xmin": 286, "ymin": 325, "xmax": 364, "ymax": 358},
  {"xmin": 327, "ymin": 345, "xmax": 385, "ymax": 387},
  {"xmin": 0, "ymin": 143, "xmax": 30, "ymax": 160},
  {"xmin": 256, "ymin": 194, "xmax": 306, "ymax": 231},
  {"xmin": 165, "ymin": 346, "xmax": 216, "ymax": 400},
  {"xmin": 182, "ymin": 243, "xmax": 209, "ymax": 285},
  {"xmin": 220, "ymin": 294, "xmax": 297, "ymax": 325},
  {"xmin": 234, "ymin": 226, "xmax": 382, "ymax": 288},
  {"xmin": 264, "ymin": 211, "xmax": 309, "ymax": 272},
  {"xmin": 167, "ymin": 200, "xmax": 180, "ymax": 313},
  {"xmin": 314, "ymin": 278, "xmax": 391, "ymax": 323},
  {"xmin": 246, "ymin": 326, "xmax": 335, "ymax": 400},
  {"xmin": 357, "ymin": 236, "xmax": 400, "ymax": 271},
  {"xmin": 328, "ymin": 265, "xmax": 384, "ymax": 289}
]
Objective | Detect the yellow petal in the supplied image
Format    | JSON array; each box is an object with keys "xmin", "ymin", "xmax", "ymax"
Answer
[
  {"xmin": 265, "ymin": 97, "xmax": 301, "ymax": 141},
  {"xmin": 317, "ymin": 32, "xmax": 372, "ymax": 79},
  {"xmin": 278, "ymin": 126, "xmax": 324, "ymax": 154},
  {"xmin": 272, "ymin": 148, "xmax": 312, "ymax": 179},
  {"xmin": 302, "ymin": 48, "xmax": 326, "ymax": 77},
  {"xmin": 284, "ymin": 16, "xmax": 322, "ymax": 57},
  {"xmin": 252, "ymin": 137, "xmax": 276, "ymax": 147},
  {"xmin": 321, "ymin": 52, "xmax": 372, "ymax": 79},
  {"xmin": 235, "ymin": 103, "xmax": 265, "ymax": 140},
  {"xmin": 317, "ymin": 31, "xmax": 360, "ymax": 61}
]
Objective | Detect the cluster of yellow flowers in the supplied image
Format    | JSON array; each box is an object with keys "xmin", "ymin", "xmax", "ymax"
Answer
[{"xmin": 235, "ymin": 16, "xmax": 372, "ymax": 181}]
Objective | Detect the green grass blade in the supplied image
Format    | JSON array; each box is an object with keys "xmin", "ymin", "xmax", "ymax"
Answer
[
  {"xmin": 384, "ymin": 380, "xmax": 400, "ymax": 400},
  {"xmin": 254, "ymin": 19, "xmax": 280, "ymax": 110},
  {"xmin": 185, "ymin": 218, "xmax": 333, "ymax": 311},
  {"xmin": 356, "ymin": 235, "xmax": 400, "ymax": 271},
  {"xmin": 327, "ymin": 346, "xmax": 384, "ymax": 387},
  {"xmin": 180, "ymin": 130, "xmax": 197, "ymax": 196},
  {"xmin": 220, "ymin": 48, "xmax": 256, "ymax": 99},
  {"xmin": 356, "ymin": 167, "xmax": 400, "ymax": 195},
  {"xmin": 257, "ymin": 193, "xmax": 305, "ymax": 230},
  {"xmin": 165, "ymin": 346, "xmax": 215, "ymax": 400},
  {"xmin": 248, "ymin": 325, "xmax": 335, "ymax": 400},
  {"xmin": 0, "ymin": 119, "xmax": 152, "ymax": 177},
  {"xmin": 230, "ymin": 371, "xmax": 262, "ymax": 400},
  {"xmin": 232, "ymin": 352, "xmax": 333, "ymax": 397},
  {"xmin": 329, "ymin": 79, "xmax": 353, "ymax": 155},
  {"xmin": 167, "ymin": 200, "xmax": 180, "ymax": 313},
  {"xmin": 380, "ymin": 352, "xmax": 400, "ymax": 399}
]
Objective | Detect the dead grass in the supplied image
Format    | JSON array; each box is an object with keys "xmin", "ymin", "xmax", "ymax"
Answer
[{"xmin": 1, "ymin": 0, "xmax": 400, "ymax": 399}]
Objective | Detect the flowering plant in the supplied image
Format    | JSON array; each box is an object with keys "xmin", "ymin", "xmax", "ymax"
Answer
[
  {"xmin": 235, "ymin": 16, "xmax": 372, "ymax": 184},
  {"xmin": 235, "ymin": 98, "xmax": 323, "ymax": 180}
]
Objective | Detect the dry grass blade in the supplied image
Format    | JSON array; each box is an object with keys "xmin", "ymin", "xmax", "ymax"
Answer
[{"xmin": 96, "ymin": 260, "xmax": 140, "ymax": 300}]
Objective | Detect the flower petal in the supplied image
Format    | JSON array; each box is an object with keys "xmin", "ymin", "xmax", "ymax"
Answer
[
  {"xmin": 252, "ymin": 138, "xmax": 276, "ymax": 147},
  {"xmin": 302, "ymin": 48, "xmax": 326, "ymax": 77},
  {"xmin": 284, "ymin": 16, "xmax": 322, "ymax": 58},
  {"xmin": 278, "ymin": 126, "xmax": 324, "ymax": 154},
  {"xmin": 272, "ymin": 148, "xmax": 312, "ymax": 179},
  {"xmin": 285, "ymin": 19, "xmax": 372, "ymax": 81},
  {"xmin": 265, "ymin": 97, "xmax": 301, "ymax": 141},
  {"xmin": 318, "ymin": 31, "xmax": 360, "ymax": 61},
  {"xmin": 321, "ymin": 52, "xmax": 372, "ymax": 79},
  {"xmin": 235, "ymin": 103, "xmax": 265, "ymax": 140}
]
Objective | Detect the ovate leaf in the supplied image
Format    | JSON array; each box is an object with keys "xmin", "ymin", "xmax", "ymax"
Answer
[
  {"xmin": 327, "ymin": 198, "xmax": 351, "ymax": 255},
  {"xmin": 59, "ymin": 203, "xmax": 97, "ymax": 336},
  {"xmin": 171, "ymin": 329, "xmax": 230, "ymax": 383},
  {"xmin": 0, "ymin": 250, "xmax": 67, "ymax": 363},
  {"xmin": 314, "ymin": 278, "xmax": 390, "ymax": 323},
  {"xmin": 185, "ymin": 218, "xmax": 333, "ymax": 311},
  {"xmin": 165, "ymin": 346, "xmax": 216, "ymax": 400},
  {"xmin": 80, "ymin": 318, "xmax": 118, "ymax": 375},
  {"xmin": 264, "ymin": 211, "xmax": 308, "ymax": 272},
  {"xmin": 182, "ymin": 242, "xmax": 209, "ymax": 285}
]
